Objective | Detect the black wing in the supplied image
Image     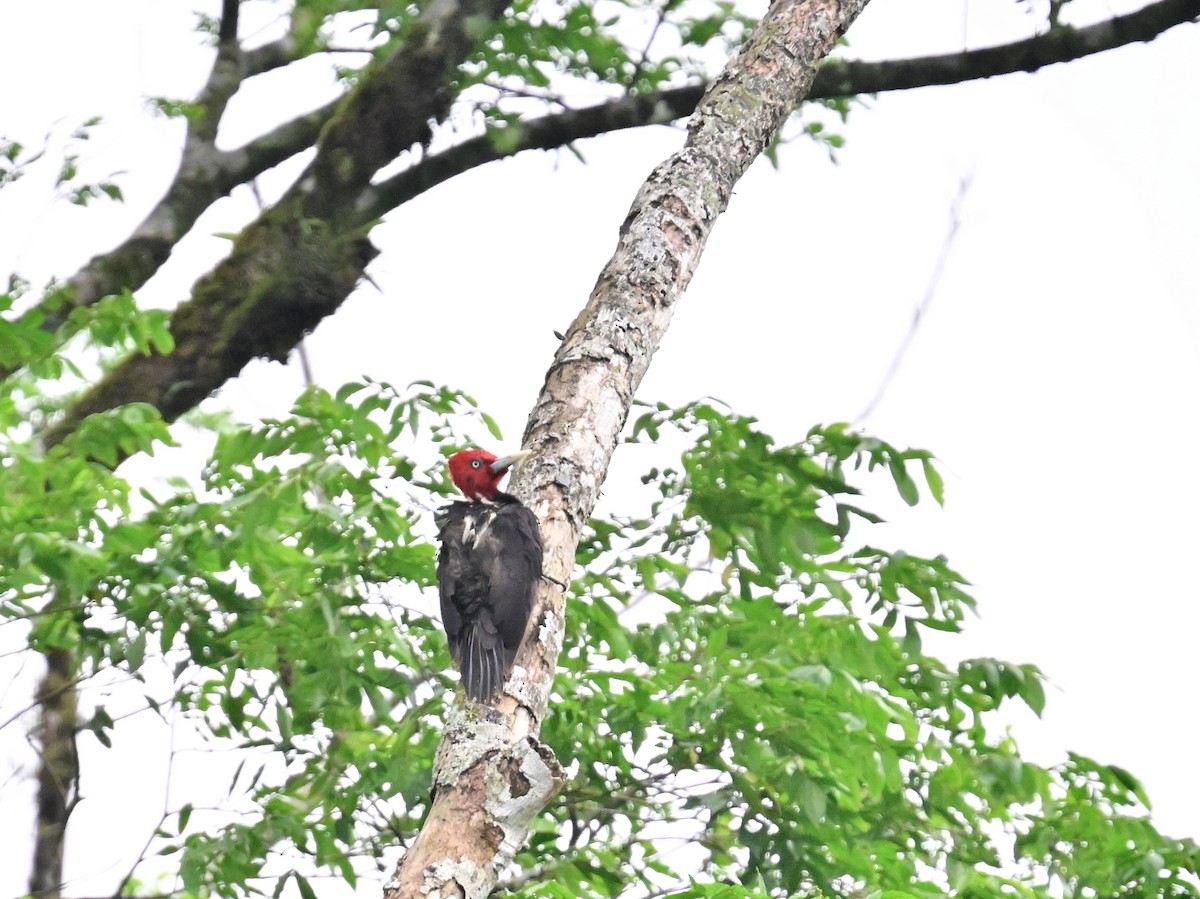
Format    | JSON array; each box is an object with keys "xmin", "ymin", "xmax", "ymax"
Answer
[{"xmin": 436, "ymin": 497, "xmax": 542, "ymax": 700}]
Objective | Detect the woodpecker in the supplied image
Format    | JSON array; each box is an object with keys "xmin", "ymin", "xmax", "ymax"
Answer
[{"xmin": 435, "ymin": 448, "xmax": 543, "ymax": 702}]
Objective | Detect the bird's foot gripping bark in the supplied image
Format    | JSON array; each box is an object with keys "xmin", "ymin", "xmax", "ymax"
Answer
[
  {"xmin": 540, "ymin": 573, "xmax": 569, "ymax": 591},
  {"xmin": 432, "ymin": 704, "xmax": 564, "ymax": 796}
]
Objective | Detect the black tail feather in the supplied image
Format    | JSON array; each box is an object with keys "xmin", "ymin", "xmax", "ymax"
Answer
[{"xmin": 461, "ymin": 624, "xmax": 504, "ymax": 702}]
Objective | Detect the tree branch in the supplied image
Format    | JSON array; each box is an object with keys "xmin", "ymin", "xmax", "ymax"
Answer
[
  {"xmin": 856, "ymin": 176, "xmax": 972, "ymax": 423},
  {"xmin": 382, "ymin": 0, "xmax": 871, "ymax": 894},
  {"xmin": 40, "ymin": 0, "xmax": 512, "ymax": 449},
  {"xmin": 816, "ymin": 0, "xmax": 1199, "ymax": 96},
  {"xmin": 13, "ymin": 29, "xmax": 288, "ymax": 857},
  {"xmin": 14, "ymin": 17, "xmax": 252, "ymax": 350},
  {"xmin": 355, "ymin": 0, "xmax": 1197, "ymax": 227},
  {"xmin": 351, "ymin": 89, "xmax": 704, "ymax": 229},
  {"xmin": 3, "ymin": 43, "xmax": 331, "ymax": 381},
  {"xmin": 243, "ymin": 35, "xmax": 302, "ymax": 77},
  {"xmin": 24, "ymin": 6, "xmax": 504, "ymax": 888},
  {"xmin": 22, "ymin": 0, "xmax": 1189, "ymax": 396},
  {"xmin": 299, "ymin": 0, "xmax": 508, "ymax": 224}
]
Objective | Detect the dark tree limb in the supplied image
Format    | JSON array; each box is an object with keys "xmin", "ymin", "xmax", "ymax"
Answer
[
  {"xmin": 6, "ymin": 34, "xmax": 316, "ymax": 369},
  {"xmin": 243, "ymin": 35, "xmax": 302, "ymax": 77},
  {"xmin": 16, "ymin": 10, "xmax": 256, "ymax": 347},
  {"xmin": 301, "ymin": 0, "xmax": 509, "ymax": 222},
  {"xmin": 815, "ymin": 0, "xmax": 1199, "ymax": 95},
  {"xmin": 20, "ymin": 0, "xmax": 1192, "ymax": 382},
  {"xmin": 354, "ymin": 0, "xmax": 1198, "ymax": 227},
  {"xmin": 44, "ymin": 97, "xmax": 336, "ymax": 336},
  {"xmin": 26, "ymin": 3, "xmax": 308, "ymax": 893},
  {"xmin": 41, "ymin": 0, "xmax": 512, "ymax": 449}
]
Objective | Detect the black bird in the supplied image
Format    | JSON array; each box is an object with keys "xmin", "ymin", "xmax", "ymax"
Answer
[{"xmin": 436, "ymin": 448, "xmax": 542, "ymax": 702}]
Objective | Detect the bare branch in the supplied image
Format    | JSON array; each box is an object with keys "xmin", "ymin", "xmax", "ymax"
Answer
[
  {"xmin": 815, "ymin": 0, "xmax": 1200, "ymax": 96},
  {"xmin": 353, "ymin": 89, "xmax": 702, "ymax": 228},
  {"xmin": 856, "ymin": 176, "xmax": 972, "ymax": 423},
  {"xmin": 110, "ymin": 706, "xmax": 180, "ymax": 899},
  {"xmin": 243, "ymin": 35, "xmax": 301, "ymax": 77},
  {"xmin": 5, "ymin": 40, "xmax": 331, "ymax": 374},
  {"xmin": 12, "ymin": 14, "xmax": 253, "ymax": 355}
]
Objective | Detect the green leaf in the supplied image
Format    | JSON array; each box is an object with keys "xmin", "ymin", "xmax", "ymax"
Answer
[
  {"xmin": 480, "ymin": 411, "xmax": 503, "ymax": 440},
  {"xmin": 922, "ymin": 457, "xmax": 945, "ymax": 506},
  {"xmin": 889, "ymin": 458, "xmax": 920, "ymax": 506}
]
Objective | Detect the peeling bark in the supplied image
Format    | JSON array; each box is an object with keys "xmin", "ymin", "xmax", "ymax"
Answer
[{"xmin": 384, "ymin": 0, "xmax": 870, "ymax": 895}]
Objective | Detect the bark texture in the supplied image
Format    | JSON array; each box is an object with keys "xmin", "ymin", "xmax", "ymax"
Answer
[
  {"xmin": 42, "ymin": 0, "xmax": 509, "ymax": 445},
  {"xmin": 383, "ymin": 0, "xmax": 871, "ymax": 894},
  {"xmin": 7, "ymin": 34, "xmax": 319, "ymax": 368}
]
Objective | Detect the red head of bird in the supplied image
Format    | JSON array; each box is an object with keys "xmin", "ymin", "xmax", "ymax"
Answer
[{"xmin": 448, "ymin": 448, "xmax": 531, "ymax": 501}]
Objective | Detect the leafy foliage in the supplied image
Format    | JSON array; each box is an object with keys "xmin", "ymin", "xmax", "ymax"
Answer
[
  {"xmin": 5, "ymin": 363, "xmax": 1194, "ymax": 897},
  {"xmin": 0, "ymin": 311, "xmax": 496, "ymax": 893},
  {"xmin": 524, "ymin": 403, "xmax": 1200, "ymax": 898},
  {"xmin": 2, "ymin": 1, "xmax": 1196, "ymax": 896}
]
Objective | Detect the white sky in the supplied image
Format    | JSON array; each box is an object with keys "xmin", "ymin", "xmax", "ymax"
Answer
[{"xmin": 1, "ymin": 0, "xmax": 1199, "ymax": 896}]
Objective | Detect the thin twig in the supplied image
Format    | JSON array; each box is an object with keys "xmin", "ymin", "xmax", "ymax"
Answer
[
  {"xmin": 627, "ymin": 0, "xmax": 678, "ymax": 89},
  {"xmin": 856, "ymin": 174, "xmax": 973, "ymax": 423}
]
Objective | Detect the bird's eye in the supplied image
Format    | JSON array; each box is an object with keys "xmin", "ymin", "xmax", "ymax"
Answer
[{"xmin": 471, "ymin": 460, "xmax": 482, "ymax": 469}]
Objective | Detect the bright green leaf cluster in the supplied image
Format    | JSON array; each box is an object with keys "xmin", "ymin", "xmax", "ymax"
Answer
[
  {"xmin": 0, "ymin": 284, "xmax": 173, "ymax": 388},
  {"xmin": 522, "ymin": 402, "xmax": 1199, "ymax": 898},
  {"xmin": 6, "ymin": 381, "xmax": 1196, "ymax": 898},
  {"xmin": 0, "ymin": 377, "xmax": 500, "ymax": 898}
]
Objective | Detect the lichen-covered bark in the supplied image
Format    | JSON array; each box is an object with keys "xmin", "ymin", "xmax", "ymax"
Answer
[
  {"xmin": 384, "ymin": 0, "xmax": 871, "ymax": 895},
  {"xmin": 9, "ymin": 36, "xmax": 318, "ymax": 360},
  {"xmin": 43, "ymin": 0, "xmax": 509, "ymax": 446},
  {"xmin": 43, "ymin": 207, "xmax": 377, "ymax": 444}
]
